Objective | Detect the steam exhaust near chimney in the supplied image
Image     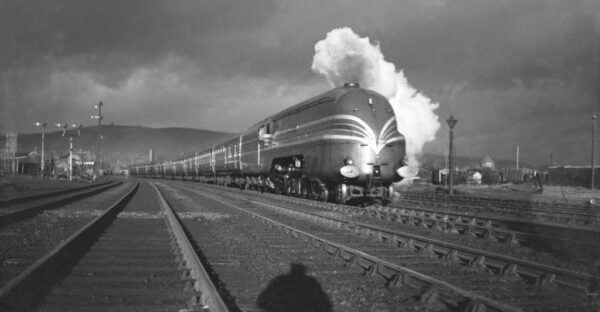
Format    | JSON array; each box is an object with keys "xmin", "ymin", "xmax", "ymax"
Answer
[{"xmin": 312, "ymin": 28, "xmax": 441, "ymax": 183}]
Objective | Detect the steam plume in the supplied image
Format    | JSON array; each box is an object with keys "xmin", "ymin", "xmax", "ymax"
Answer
[{"xmin": 312, "ymin": 27, "xmax": 440, "ymax": 180}]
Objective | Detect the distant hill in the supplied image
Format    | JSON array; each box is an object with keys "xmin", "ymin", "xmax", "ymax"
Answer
[{"xmin": 6, "ymin": 125, "xmax": 234, "ymax": 168}]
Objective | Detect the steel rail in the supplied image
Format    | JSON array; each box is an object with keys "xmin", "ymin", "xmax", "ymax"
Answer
[
  {"xmin": 382, "ymin": 204, "xmax": 594, "ymax": 230},
  {"xmin": 0, "ymin": 182, "xmax": 138, "ymax": 310},
  {"xmin": 305, "ymin": 198, "xmax": 530, "ymax": 244},
  {"xmin": 0, "ymin": 180, "xmax": 114, "ymax": 207},
  {"xmin": 398, "ymin": 192, "xmax": 599, "ymax": 224},
  {"xmin": 198, "ymin": 182, "xmax": 600, "ymax": 294},
  {"xmin": 265, "ymin": 183, "xmax": 598, "ymax": 247},
  {"xmin": 342, "ymin": 203, "xmax": 600, "ymax": 245},
  {"xmin": 202, "ymin": 182, "xmax": 597, "ymax": 246},
  {"xmin": 400, "ymin": 191, "xmax": 571, "ymax": 209},
  {"xmin": 150, "ymin": 182, "xmax": 229, "ymax": 312},
  {"xmin": 0, "ymin": 180, "xmax": 123, "ymax": 226},
  {"xmin": 176, "ymin": 184, "xmax": 524, "ymax": 312},
  {"xmin": 244, "ymin": 197, "xmax": 600, "ymax": 295}
]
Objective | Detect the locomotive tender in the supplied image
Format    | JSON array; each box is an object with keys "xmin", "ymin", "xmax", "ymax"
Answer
[{"xmin": 130, "ymin": 83, "xmax": 406, "ymax": 204}]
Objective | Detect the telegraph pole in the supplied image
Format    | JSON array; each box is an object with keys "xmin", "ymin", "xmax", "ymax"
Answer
[
  {"xmin": 446, "ymin": 115, "xmax": 458, "ymax": 195},
  {"xmin": 57, "ymin": 123, "xmax": 82, "ymax": 181},
  {"xmin": 594, "ymin": 20, "xmax": 600, "ymax": 190},
  {"xmin": 91, "ymin": 102, "xmax": 103, "ymax": 177},
  {"xmin": 593, "ymin": 115, "xmax": 596, "ymax": 190},
  {"xmin": 35, "ymin": 122, "xmax": 47, "ymax": 178}
]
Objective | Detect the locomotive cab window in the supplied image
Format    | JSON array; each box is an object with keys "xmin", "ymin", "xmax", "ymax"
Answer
[
  {"xmin": 259, "ymin": 124, "xmax": 271, "ymax": 135},
  {"xmin": 259, "ymin": 123, "xmax": 273, "ymax": 143}
]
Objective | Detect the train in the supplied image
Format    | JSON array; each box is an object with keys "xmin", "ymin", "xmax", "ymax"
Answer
[{"xmin": 130, "ymin": 83, "xmax": 407, "ymax": 204}]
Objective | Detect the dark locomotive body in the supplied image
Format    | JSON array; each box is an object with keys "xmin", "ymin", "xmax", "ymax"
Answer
[{"xmin": 131, "ymin": 83, "xmax": 406, "ymax": 204}]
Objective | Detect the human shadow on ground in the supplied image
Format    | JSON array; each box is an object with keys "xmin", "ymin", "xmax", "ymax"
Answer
[{"xmin": 256, "ymin": 263, "xmax": 332, "ymax": 312}]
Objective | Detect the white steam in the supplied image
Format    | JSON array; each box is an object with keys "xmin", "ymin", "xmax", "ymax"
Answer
[{"xmin": 311, "ymin": 27, "xmax": 440, "ymax": 181}]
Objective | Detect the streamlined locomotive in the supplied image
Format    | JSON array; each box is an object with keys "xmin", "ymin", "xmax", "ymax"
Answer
[{"xmin": 131, "ymin": 83, "xmax": 406, "ymax": 204}]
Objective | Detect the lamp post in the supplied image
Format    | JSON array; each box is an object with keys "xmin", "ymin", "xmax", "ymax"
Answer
[
  {"xmin": 446, "ymin": 115, "xmax": 458, "ymax": 195},
  {"xmin": 34, "ymin": 122, "xmax": 47, "ymax": 178},
  {"xmin": 57, "ymin": 123, "xmax": 82, "ymax": 181},
  {"xmin": 91, "ymin": 102, "xmax": 103, "ymax": 177}
]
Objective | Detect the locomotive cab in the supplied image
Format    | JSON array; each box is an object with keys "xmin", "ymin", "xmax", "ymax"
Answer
[
  {"xmin": 325, "ymin": 83, "xmax": 405, "ymax": 204},
  {"xmin": 254, "ymin": 83, "xmax": 405, "ymax": 204}
]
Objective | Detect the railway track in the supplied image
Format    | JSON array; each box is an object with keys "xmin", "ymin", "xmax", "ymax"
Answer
[
  {"xmin": 396, "ymin": 191, "xmax": 600, "ymax": 229},
  {"xmin": 0, "ymin": 182, "xmax": 135, "ymax": 290},
  {"xmin": 253, "ymin": 188, "xmax": 600, "ymax": 271},
  {"xmin": 360, "ymin": 203, "xmax": 600, "ymax": 270},
  {"xmin": 158, "ymin": 182, "xmax": 484, "ymax": 311},
  {"xmin": 359, "ymin": 204, "xmax": 599, "ymax": 275},
  {"xmin": 178, "ymin": 181, "xmax": 599, "ymax": 276},
  {"xmin": 0, "ymin": 181, "xmax": 226, "ymax": 312},
  {"xmin": 0, "ymin": 180, "xmax": 115, "ymax": 208},
  {"xmin": 162, "ymin": 181, "xmax": 599, "ymax": 311},
  {"xmin": 0, "ymin": 180, "xmax": 122, "ymax": 227}
]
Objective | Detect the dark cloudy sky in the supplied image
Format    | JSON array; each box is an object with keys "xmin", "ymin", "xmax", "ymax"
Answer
[{"xmin": 1, "ymin": 0, "xmax": 599, "ymax": 166}]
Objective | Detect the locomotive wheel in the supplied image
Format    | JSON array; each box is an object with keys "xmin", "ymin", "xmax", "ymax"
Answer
[
  {"xmin": 334, "ymin": 183, "xmax": 349, "ymax": 204},
  {"xmin": 280, "ymin": 176, "xmax": 290, "ymax": 195},
  {"xmin": 284, "ymin": 179, "xmax": 292, "ymax": 195},
  {"xmin": 319, "ymin": 189, "xmax": 329, "ymax": 202},
  {"xmin": 309, "ymin": 179, "xmax": 328, "ymax": 201},
  {"xmin": 291, "ymin": 179, "xmax": 297, "ymax": 195},
  {"xmin": 386, "ymin": 185, "xmax": 395, "ymax": 201},
  {"xmin": 299, "ymin": 178, "xmax": 310, "ymax": 198}
]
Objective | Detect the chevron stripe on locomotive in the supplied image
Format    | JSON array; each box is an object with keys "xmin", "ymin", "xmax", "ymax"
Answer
[{"xmin": 130, "ymin": 83, "xmax": 407, "ymax": 204}]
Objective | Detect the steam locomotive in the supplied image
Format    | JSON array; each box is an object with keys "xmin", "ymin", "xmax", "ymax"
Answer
[{"xmin": 130, "ymin": 83, "xmax": 406, "ymax": 204}]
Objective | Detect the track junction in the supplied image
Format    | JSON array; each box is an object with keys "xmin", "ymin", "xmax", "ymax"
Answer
[{"xmin": 0, "ymin": 177, "xmax": 597, "ymax": 311}]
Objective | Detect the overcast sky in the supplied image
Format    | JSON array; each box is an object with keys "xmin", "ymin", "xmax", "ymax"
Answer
[{"xmin": 1, "ymin": 0, "xmax": 599, "ymax": 166}]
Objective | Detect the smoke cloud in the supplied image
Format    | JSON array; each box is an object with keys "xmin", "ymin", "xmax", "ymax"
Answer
[{"xmin": 311, "ymin": 27, "xmax": 441, "ymax": 180}]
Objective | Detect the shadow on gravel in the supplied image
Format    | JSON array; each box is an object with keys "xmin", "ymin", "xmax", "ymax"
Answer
[
  {"xmin": 504, "ymin": 202, "xmax": 600, "ymax": 272},
  {"xmin": 257, "ymin": 263, "xmax": 332, "ymax": 312}
]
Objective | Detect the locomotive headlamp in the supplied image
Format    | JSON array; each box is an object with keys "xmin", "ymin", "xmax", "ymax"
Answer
[
  {"xmin": 373, "ymin": 165, "xmax": 381, "ymax": 177},
  {"xmin": 340, "ymin": 157, "xmax": 360, "ymax": 178}
]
